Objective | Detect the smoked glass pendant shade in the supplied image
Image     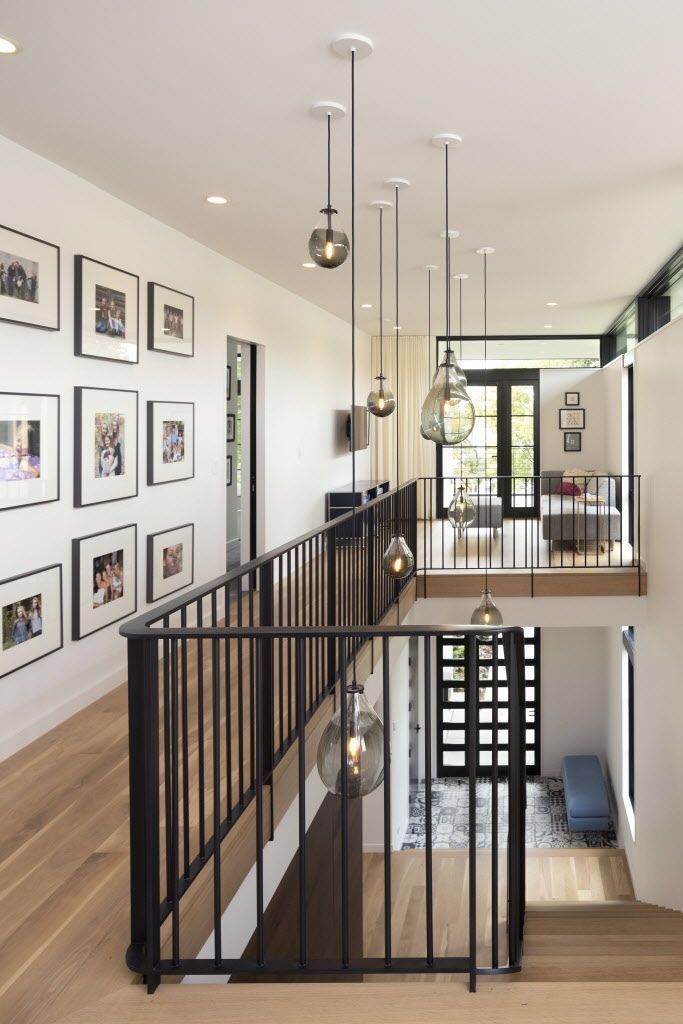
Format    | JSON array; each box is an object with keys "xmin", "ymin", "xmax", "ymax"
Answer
[
  {"xmin": 448, "ymin": 485, "xmax": 476, "ymax": 530},
  {"xmin": 308, "ymin": 210, "xmax": 350, "ymax": 269},
  {"xmin": 317, "ymin": 685, "xmax": 384, "ymax": 798},
  {"xmin": 382, "ymin": 533, "xmax": 414, "ymax": 579},
  {"xmin": 420, "ymin": 349, "xmax": 475, "ymax": 445},
  {"xmin": 367, "ymin": 373, "xmax": 396, "ymax": 418},
  {"xmin": 470, "ymin": 588, "xmax": 504, "ymax": 630}
]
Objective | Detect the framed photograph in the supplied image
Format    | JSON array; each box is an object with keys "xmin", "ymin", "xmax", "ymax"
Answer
[
  {"xmin": 74, "ymin": 386, "xmax": 138, "ymax": 507},
  {"xmin": 0, "ymin": 225, "xmax": 60, "ymax": 331},
  {"xmin": 0, "ymin": 392, "xmax": 60, "ymax": 511},
  {"xmin": 147, "ymin": 400, "xmax": 195, "ymax": 485},
  {"xmin": 226, "ymin": 365, "xmax": 232, "ymax": 401},
  {"xmin": 564, "ymin": 431, "xmax": 582, "ymax": 453},
  {"xmin": 559, "ymin": 407, "xmax": 585, "ymax": 430},
  {"xmin": 148, "ymin": 282, "xmax": 194, "ymax": 357},
  {"xmin": 226, "ymin": 413, "xmax": 235, "ymax": 443},
  {"xmin": 72, "ymin": 524, "xmax": 137, "ymax": 640},
  {"xmin": 227, "ymin": 454, "xmax": 233, "ymax": 486},
  {"xmin": 565, "ymin": 391, "xmax": 580, "ymax": 406},
  {"xmin": 146, "ymin": 523, "xmax": 194, "ymax": 602},
  {"xmin": 0, "ymin": 564, "xmax": 63, "ymax": 679},
  {"xmin": 74, "ymin": 255, "xmax": 139, "ymax": 363}
]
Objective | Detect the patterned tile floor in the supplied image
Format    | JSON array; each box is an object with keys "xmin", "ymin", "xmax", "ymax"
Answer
[{"xmin": 401, "ymin": 776, "xmax": 618, "ymax": 850}]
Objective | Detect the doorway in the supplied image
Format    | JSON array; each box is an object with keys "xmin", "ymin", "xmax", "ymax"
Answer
[{"xmin": 226, "ymin": 337, "xmax": 258, "ymax": 571}]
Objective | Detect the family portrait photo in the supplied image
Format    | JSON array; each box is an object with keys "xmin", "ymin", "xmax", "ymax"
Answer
[
  {"xmin": 162, "ymin": 543, "xmax": 183, "ymax": 579},
  {"xmin": 0, "ymin": 251, "xmax": 39, "ymax": 304},
  {"xmin": 0, "ymin": 419, "xmax": 41, "ymax": 481},
  {"xmin": 93, "ymin": 412, "xmax": 125, "ymax": 478},
  {"xmin": 2, "ymin": 593, "xmax": 42, "ymax": 651},
  {"xmin": 163, "ymin": 303, "xmax": 184, "ymax": 339},
  {"xmin": 162, "ymin": 420, "xmax": 185, "ymax": 463},
  {"xmin": 92, "ymin": 550, "xmax": 124, "ymax": 610},
  {"xmin": 95, "ymin": 284, "xmax": 126, "ymax": 338}
]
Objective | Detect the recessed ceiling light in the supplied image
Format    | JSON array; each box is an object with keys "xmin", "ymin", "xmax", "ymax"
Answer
[
  {"xmin": 544, "ymin": 324, "xmax": 553, "ymax": 329},
  {"xmin": 205, "ymin": 194, "xmax": 228, "ymax": 205},
  {"xmin": 546, "ymin": 301, "xmax": 558, "ymax": 307},
  {"xmin": 361, "ymin": 303, "xmax": 372, "ymax": 308},
  {"xmin": 301, "ymin": 261, "xmax": 315, "ymax": 268},
  {"xmin": 0, "ymin": 36, "xmax": 19, "ymax": 54}
]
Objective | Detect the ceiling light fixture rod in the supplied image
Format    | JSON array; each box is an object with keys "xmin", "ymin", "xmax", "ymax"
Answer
[
  {"xmin": 395, "ymin": 184, "xmax": 400, "ymax": 487},
  {"xmin": 445, "ymin": 142, "xmax": 451, "ymax": 355},
  {"xmin": 379, "ymin": 206, "xmax": 384, "ymax": 377}
]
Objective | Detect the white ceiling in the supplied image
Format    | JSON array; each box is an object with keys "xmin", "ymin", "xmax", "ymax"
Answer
[{"xmin": 2, "ymin": 1, "xmax": 682, "ymax": 337}]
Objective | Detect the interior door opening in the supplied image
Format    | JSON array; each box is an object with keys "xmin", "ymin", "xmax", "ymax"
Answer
[{"xmin": 227, "ymin": 337, "xmax": 257, "ymax": 572}]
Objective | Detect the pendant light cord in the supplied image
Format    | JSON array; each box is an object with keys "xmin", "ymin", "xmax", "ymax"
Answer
[
  {"xmin": 379, "ymin": 206, "xmax": 383, "ymax": 377},
  {"xmin": 445, "ymin": 143, "xmax": 451, "ymax": 355},
  {"xmin": 326, "ymin": 112, "xmax": 332, "ymax": 211},
  {"xmin": 428, "ymin": 267, "xmax": 433, "ymax": 374},
  {"xmin": 483, "ymin": 251, "xmax": 489, "ymax": 590},
  {"xmin": 350, "ymin": 49, "xmax": 358, "ymax": 670},
  {"xmin": 395, "ymin": 185, "xmax": 400, "ymax": 489}
]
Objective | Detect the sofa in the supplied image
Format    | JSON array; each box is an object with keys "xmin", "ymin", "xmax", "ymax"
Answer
[{"xmin": 540, "ymin": 470, "xmax": 622, "ymax": 551}]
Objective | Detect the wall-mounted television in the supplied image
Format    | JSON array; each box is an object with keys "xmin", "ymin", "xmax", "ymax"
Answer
[{"xmin": 346, "ymin": 405, "xmax": 369, "ymax": 451}]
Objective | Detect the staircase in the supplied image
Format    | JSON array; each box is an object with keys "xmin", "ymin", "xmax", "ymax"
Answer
[{"xmin": 518, "ymin": 900, "xmax": 683, "ymax": 982}]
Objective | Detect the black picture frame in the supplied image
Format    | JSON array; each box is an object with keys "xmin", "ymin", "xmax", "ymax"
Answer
[
  {"xmin": 559, "ymin": 407, "xmax": 585, "ymax": 430},
  {"xmin": 564, "ymin": 431, "xmax": 582, "ymax": 453},
  {"xmin": 0, "ymin": 563, "xmax": 63, "ymax": 679},
  {"xmin": 147, "ymin": 281, "xmax": 195, "ymax": 357},
  {"xmin": 0, "ymin": 391, "xmax": 61, "ymax": 512},
  {"xmin": 227, "ymin": 365, "xmax": 232, "ymax": 401},
  {"xmin": 227, "ymin": 454, "xmax": 233, "ymax": 486},
  {"xmin": 74, "ymin": 386, "xmax": 139, "ymax": 507},
  {"xmin": 74, "ymin": 255, "xmax": 140, "ymax": 363},
  {"xmin": 0, "ymin": 225, "xmax": 60, "ymax": 331},
  {"xmin": 146, "ymin": 400, "xmax": 195, "ymax": 486},
  {"xmin": 146, "ymin": 522, "xmax": 194, "ymax": 603},
  {"xmin": 565, "ymin": 391, "xmax": 580, "ymax": 406},
  {"xmin": 72, "ymin": 523, "xmax": 137, "ymax": 640},
  {"xmin": 226, "ymin": 413, "xmax": 235, "ymax": 442}
]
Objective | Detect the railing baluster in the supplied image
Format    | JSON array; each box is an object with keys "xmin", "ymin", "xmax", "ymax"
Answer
[
  {"xmin": 236, "ymin": 577, "xmax": 244, "ymax": 806},
  {"xmin": 170, "ymin": 637, "xmax": 180, "ymax": 967},
  {"xmin": 255, "ymin": 637, "xmax": 265, "ymax": 967},
  {"xmin": 196, "ymin": 600, "xmax": 206, "ymax": 855},
  {"xmin": 491, "ymin": 630, "xmax": 499, "ymax": 968},
  {"xmin": 224, "ymin": 589, "xmax": 233, "ymax": 823},
  {"xmin": 382, "ymin": 636, "xmax": 392, "ymax": 967},
  {"xmin": 466, "ymin": 632, "xmax": 477, "ymax": 992},
  {"xmin": 423, "ymin": 635, "xmax": 434, "ymax": 967},
  {"xmin": 211, "ymin": 636, "xmax": 222, "ymax": 965},
  {"xmin": 180, "ymin": 606, "xmax": 190, "ymax": 878},
  {"xmin": 339, "ymin": 636, "xmax": 349, "ymax": 968},
  {"xmin": 296, "ymin": 636, "xmax": 307, "ymax": 967}
]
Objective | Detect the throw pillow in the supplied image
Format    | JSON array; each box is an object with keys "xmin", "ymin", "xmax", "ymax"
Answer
[{"xmin": 557, "ymin": 480, "xmax": 581, "ymax": 496}]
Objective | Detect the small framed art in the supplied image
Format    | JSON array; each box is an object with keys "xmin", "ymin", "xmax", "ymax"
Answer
[
  {"xmin": 559, "ymin": 407, "xmax": 585, "ymax": 430},
  {"xmin": 226, "ymin": 454, "xmax": 233, "ymax": 486},
  {"xmin": 0, "ymin": 392, "xmax": 60, "ymax": 511},
  {"xmin": 565, "ymin": 391, "xmax": 580, "ymax": 406},
  {"xmin": 148, "ymin": 282, "xmax": 194, "ymax": 357},
  {"xmin": 146, "ymin": 523, "xmax": 194, "ymax": 602},
  {"xmin": 564, "ymin": 431, "xmax": 582, "ymax": 453},
  {"xmin": 74, "ymin": 386, "xmax": 138, "ymax": 507},
  {"xmin": 0, "ymin": 563, "xmax": 63, "ymax": 679},
  {"xmin": 0, "ymin": 225, "xmax": 60, "ymax": 331},
  {"xmin": 226, "ymin": 413, "xmax": 235, "ymax": 442},
  {"xmin": 147, "ymin": 400, "xmax": 195, "ymax": 485},
  {"xmin": 226, "ymin": 365, "xmax": 232, "ymax": 401},
  {"xmin": 74, "ymin": 255, "xmax": 139, "ymax": 363},
  {"xmin": 72, "ymin": 524, "xmax": 137, "ymax": 640}
]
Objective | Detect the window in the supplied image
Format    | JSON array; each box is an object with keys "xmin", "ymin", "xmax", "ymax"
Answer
[
  {"xmin": 436, "ymin": 627, "xmax": 540, "ymax": 777},
  {"xmin": 622, "ymin": 626, "xmax": 635, "ymax": 830}
]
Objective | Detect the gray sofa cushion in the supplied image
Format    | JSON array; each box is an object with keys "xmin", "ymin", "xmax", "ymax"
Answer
[{"xmin": 541, "ymin": 492, "xmax": 621, "ymax": 542}]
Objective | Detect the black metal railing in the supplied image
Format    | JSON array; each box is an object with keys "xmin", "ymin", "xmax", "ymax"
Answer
[{"xmin": 418, "ymin": 473, "xmax": 642, "ymax": 588}]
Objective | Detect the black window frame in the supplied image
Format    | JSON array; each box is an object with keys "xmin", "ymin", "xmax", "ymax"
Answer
[{"xmin": 623, "ymin": 625, "xmax": 635, "ymax": 811}]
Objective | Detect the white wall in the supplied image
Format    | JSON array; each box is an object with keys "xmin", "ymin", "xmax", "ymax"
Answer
[
  {"xmin": 539, "ymin": 367, "xmax": 607, "ymax": 471},
  {"xmin": 0, "ymin": 133, "xmax": 369, "ymax": 760}
]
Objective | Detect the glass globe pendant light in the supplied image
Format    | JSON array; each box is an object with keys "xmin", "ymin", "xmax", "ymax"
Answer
[
  {"xmin": 420, "ymin": 133, "xmax": 475, "ymax": 446},
  {"xmin": 471, "ymin": 588, "xmax": 504, "ymax": 630},
  {"xmin": 382, "ymin": 178, "xmax": 415, "ymax": 580},
  {"xmin": 367, "ymin": 201, "xmax": 395, "ymax": 418},
  {"xmin": 448, "ymin": 484, "xmax": 476, "ymax": 531},
  {"xmin": 317, "ymin": 683, "xmax": 385, "ymax": 798},
  {"xmin": 308, "ymin": 102, "xmax": 350, "ymax": 268}
]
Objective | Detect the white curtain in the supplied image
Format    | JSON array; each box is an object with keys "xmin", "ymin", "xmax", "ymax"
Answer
[{"xmin": 370, "ymin": 334, "xmax": 436, "ymax": 518}]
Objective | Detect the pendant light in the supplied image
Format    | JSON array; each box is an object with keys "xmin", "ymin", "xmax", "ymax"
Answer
[
  {"xmin": 471, "ymin": 247, "xmax": 503, "ymax": 632},
  {"xmin": 382, "ymin": 177, "xmax": 414, "ymax": 580},
  {"xmin": 367, "ymin": 200, "xmax": 395, "ymax": 417},
  {"xmin": 308, "ymin": 101, "xmax": 350, "ymax": 269},
  {"xmin": 318, "ymin": 32, "xmax": 384, "ymax": 799},
  {"xmin": 448, "ymin": 272, "xmax": 475, "ymax": 531},
  {"xmin": 420, "ymin": 133, "xmax": 475, "ymax": 446}
]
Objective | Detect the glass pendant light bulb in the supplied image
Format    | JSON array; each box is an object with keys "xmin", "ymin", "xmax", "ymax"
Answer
[
  {"xmin": 420, "ymin": 349, "xmax": 475, "ymax": 445},
  {"xmin": 309, "ymin": 208, "xmax": 350, "ymax": 268},
  {"xmin": 367, "ymin": 373, "xmax": 396, "ymax": 418},
  {"xmin": 448, "ymin": 484, "xmax": 476, "ymax": 530},
  {"xmin": 382, "ymin": 533, "xmax": 414, "ymax": 579},
  {"xmin": 317, "ymin": 684, "xmax": 385, "ymax": 798},
  {"xmin": 470, "ymin": 588, "xmax": 504, "ymax": 639}
]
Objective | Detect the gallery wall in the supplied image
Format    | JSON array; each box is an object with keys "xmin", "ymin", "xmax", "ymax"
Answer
[
  {"xmin": 0, "ymin": 133, "xmax": 370, "ymax": 760},
  {"xmin": 538, "ymin": 366, "xmax": 607, "ymax": 471}
]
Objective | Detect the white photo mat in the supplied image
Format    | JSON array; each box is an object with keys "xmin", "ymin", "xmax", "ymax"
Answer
[
  {"xmin": 73, "ymin": 524, "xmax": 137, "ymax": 640},
  {"xmin": 559, "ymin": 408, "xmax": 585, "ymax": 430},
  {"xmin": 0, "ymin": 392, "xmax": 60, "ymax": 510},
  {"xmin": 75, "ymin": 387, "xmax": 138, "ymax": 507},
  {"xmin": 0, "ymin": 225, "xmax": 60, "ymax": 330},
  {"xmin": 76, "ymin": 256, "xmax": 139, "ymax": 362},
  {"xmin": 148, "ymin": 282, "xmax": 194, "ymax": 356},
  {"xmin": 147, "ymin": 523, "xmax": 194, "ymax": 602},
  {"xmin": 0, "ymin": 564, "xmax": 62, "ymax": 678},
  {"xmin": 147, "ymin": 401, "xmax": 194, "ymax": 485}
]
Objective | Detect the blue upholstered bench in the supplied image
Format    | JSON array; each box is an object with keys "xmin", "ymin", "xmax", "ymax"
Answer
[{"xmin": 561, "ymin": 755, "xmax": 610, "ymax": 832}]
